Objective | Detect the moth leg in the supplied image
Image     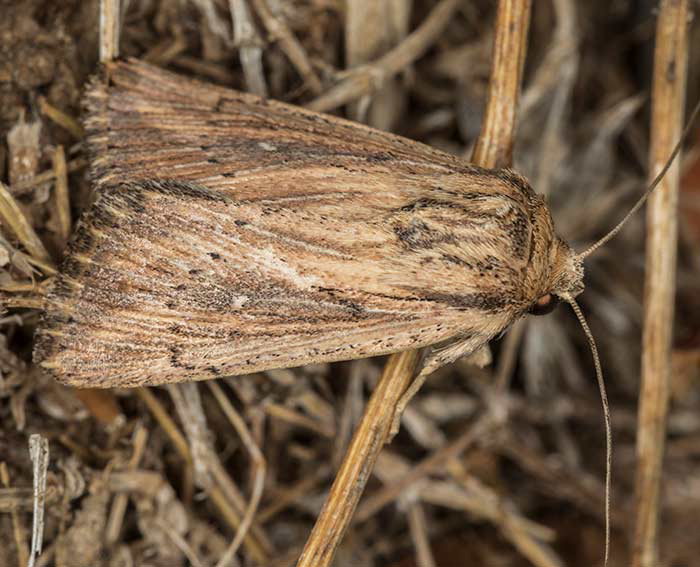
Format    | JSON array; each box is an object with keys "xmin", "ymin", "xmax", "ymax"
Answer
[{"xmin": 390, "ymin": 335, "xmax": 487, "ymax": 437}]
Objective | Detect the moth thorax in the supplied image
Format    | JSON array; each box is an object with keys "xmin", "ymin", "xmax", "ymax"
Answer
[{"xmin": 551, "ymin": 239, "xmax": 585, "ymax": 299}]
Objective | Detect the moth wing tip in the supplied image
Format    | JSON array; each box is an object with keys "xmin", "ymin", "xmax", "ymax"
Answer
[
  {"xmin": 32, "ymin": 355, "xmax": 79, "ymax": 387},
  {"xmin": 32, "ymin": 326, "xmax": 77, "ymax": 384},
  {"xmin": 34, "ymin": 354, "xmax": 115, "ymax": 389}
]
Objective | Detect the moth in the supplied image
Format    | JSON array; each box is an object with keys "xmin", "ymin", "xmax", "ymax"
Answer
[{"xmin": 33, "ymin": 59, "xmax": 586, "ymax": 389}]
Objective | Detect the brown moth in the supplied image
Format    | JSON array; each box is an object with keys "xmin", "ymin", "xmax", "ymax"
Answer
[
  {"xmin": 33, "ymin": 59, "xmax": 585, "ymax": 388},
  {"xmin": 32, "ymin": 57, "xmax": 699, "ymax": 567}
]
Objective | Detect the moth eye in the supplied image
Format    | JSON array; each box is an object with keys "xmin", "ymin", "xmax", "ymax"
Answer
[{"xmin": 528, "ymin": 294, "xmax": 559, "ymax": 316}]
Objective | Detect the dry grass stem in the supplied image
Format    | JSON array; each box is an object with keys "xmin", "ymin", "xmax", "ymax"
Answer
[
  {"xmin": 9, "ymin": 158, "xmax": 88, "ymax": 197},
  {"xmin": 28, "ymin": 434, "xmax": 49, "ymax": 567},
  {"xmin": 230, "ymin": 0, "xmax": 268, "ymax": 97},
  {"xmin": 0, "ymin": 462, "xmax": 30, "ymax": 567},
  {"xmin": 355, "ymin": 415, "xmax": 491, "ymax": 523},
  {"xmin": 250, "ymin": 0, "xmax": 322, "ymax": 95},
  {"xmin": 99, "ymin": 0, "xmax": 120, "ymax": 63},
  {"xmin": 297, "ymin": 349, "xmax": 420, "ymax": 567},
  {"xmin": 444, "ymin": 461, "xmax": 561, "ymax": 567},
  {"xmin": 344, "ymin": 0, "xmax": 411, "ymax": 128},
  {"xmin": 498, "ymin": 432, "xmax": 613, "ymax": 520},
  {"xmin": 38, "ymin": 97, "xmax": 84, "ymax": 140},
  {"xmin": 0, "ymin": 183, "xmax": 52, "ymax": 265},
  {"xmin": 634, "ymin": 1, "xmax": 690, "ymax": 566},
  {"xmin": 257, "ymin": 464, "xmax": 331, "ymax": 524},
  {"xmin": 1, "ymin": 296, "xmax": 46, "ymax": 310},
  {"xmin": 406, "ymin": 499, "xmax": 437, "ymax": 567},
  {"xmin": 531, "ymin": 0, "xmax": 578, "ymax": 197},
  {"xmin": 71, "ymin": 389, "xmax": 123, "ymax": 427},
  {"xmin": 264, "ymin": 402, "xmax": 335, "ymax": 438},
  {"xmin": 168, "ymin": 383, "xmax": 214, "ymax": 487},
  {"xmin": 154, "ymin": 516, "xmax": 208, "ymax": 567},
  {"xmin": 494, "ymin": 317, "xmax": 527, "ymax": 391},
  {"xmin": 135, "ymin": 387, "xmax": 270, "ymax": 563},
  {"xmin": 51, "ymin": 146, "xmax": 71, "ymax": 246},
  {"xmin": 471, "ymin": 0, "xmax": 531, "ymax": 168},
  {"xmin": 308, "ymin": 0, "xmax": 461, "ymax": 113},
  {"xmin": 105, "ymin": 424, "xmax": 148, "ymax": 544},
  {"xmin": 208, "ymin": 381, "xmax": 267, "ymax": 566}
]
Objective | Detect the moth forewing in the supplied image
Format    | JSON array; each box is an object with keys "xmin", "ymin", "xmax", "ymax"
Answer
[{"xmin": 34, "ymin": 59, "xmax": 580, "ymax": 388}]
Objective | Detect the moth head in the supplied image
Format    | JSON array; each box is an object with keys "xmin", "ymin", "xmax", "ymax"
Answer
[
  {"xmin": 521, "ymin": 181, "xmax": 585, "ymax": 318},
  {"xmin": 526, "ymin": 240, "xmax": 583, "ymax": 316},
  {"xmin": 528, "ymin": 238, "xmax": 584, "ymax": 315}
]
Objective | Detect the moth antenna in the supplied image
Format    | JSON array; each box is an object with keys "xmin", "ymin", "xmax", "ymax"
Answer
[
  {"xmin": 562, "ymin": 294, "xmax": 611, "ymax": 567},
  {"xmin": 580, "ymin": 98, "xmax": 700, "ymax": 258}
]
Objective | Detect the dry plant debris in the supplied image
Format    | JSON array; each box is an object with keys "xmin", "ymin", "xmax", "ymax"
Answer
[{"xmin": 1, "ymin": 1, "xmax": 699, "ymax": 566}]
